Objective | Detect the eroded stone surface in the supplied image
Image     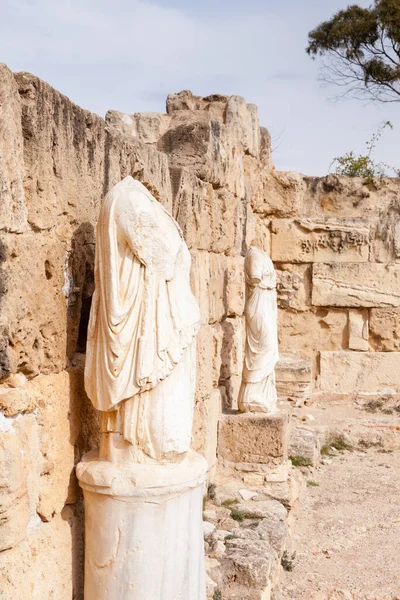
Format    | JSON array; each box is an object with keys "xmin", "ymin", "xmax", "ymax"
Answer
[
  {"xmin": 348, "ymin": 310, "xmax": 369, "ymax": 352},
  {"xmin": 271, "ymin": 218, "xmax": 369, "ymax": 263},
  {"xmin": 319, "ymin": 351, "xmax": 400, "ymax": 395},
  {"xmin": 312, "ymin": 263, "xmax": 400, "ymax": 308},
  {"xmin": 1, "ymin": 63, "xmax": 400, "ymax": 600},
  {"xmin": 369, "ymin": 308, "xmax": 400, "ymax": 351},
  {"xmin": 218, "ymin": 412, "xmax": 289, "ymax": 466},
  {"xmin": 0, "ymin": 64, "xmax": 27, "ymax": 233}
]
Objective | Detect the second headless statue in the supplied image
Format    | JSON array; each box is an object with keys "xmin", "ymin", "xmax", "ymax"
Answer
[
  {"xmin": 238, "ymin": 244, "xmax": 279, "ymax": 413},
  {"xmin": 84, "ymin": 176, "xmax": 200, "ymax": 464}
]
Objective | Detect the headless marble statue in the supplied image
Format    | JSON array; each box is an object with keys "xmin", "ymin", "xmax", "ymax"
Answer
[
  {"xmin": 84, "ymin": 176, "xmax": 200, "ymax": 464},
  {"xmin": 238, "ymin": 244, "xmax": 278, "ymax": 413},
  {"xmin": 79, "ymin": 177, "xmax": 206, "ymax": 600}
]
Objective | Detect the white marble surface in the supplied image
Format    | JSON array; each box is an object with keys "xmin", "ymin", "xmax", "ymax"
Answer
[
  {"xmin": 78, "ymin": 178, "xmax": 206, "ymax": 599},
  {"xmin": 84, "ymin": 176, "xmax": 200, "ymax": 463},
  {"xmin": 77, "ymin": 451, "xmax": 207, "ymax": 600},
  {"xmin": 238, "ymin": 245, "xmax": 279, "ymax": 413}
]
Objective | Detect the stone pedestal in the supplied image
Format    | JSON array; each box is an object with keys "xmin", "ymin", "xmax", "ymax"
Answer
[
  {"xmin": 77, "ymin": 449, "xmax": 208, "ymax": 600},
  {"xmin": 217, "ymin": 411, "xmax": 291, "ymax": 482}
]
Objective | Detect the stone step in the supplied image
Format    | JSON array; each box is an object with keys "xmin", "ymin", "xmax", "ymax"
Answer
[
  {"xmin": 291, "ymin": 404, "xmax": 400, "ymax": 454},
  {"xmin": 276, "ymin": 354, "xmax": 312, "ymax": 406}
]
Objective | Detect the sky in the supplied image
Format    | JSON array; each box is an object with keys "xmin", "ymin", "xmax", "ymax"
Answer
[{"xmin": 1, "ymin": 0, "xmax": 399, "ymax": 175}]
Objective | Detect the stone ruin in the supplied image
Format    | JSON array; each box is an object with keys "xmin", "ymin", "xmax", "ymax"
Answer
[{"xmin": 1, "ymin": 62, "xmax": 400, "ymax": 599}]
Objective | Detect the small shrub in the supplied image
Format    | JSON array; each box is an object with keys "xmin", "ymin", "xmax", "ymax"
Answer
[
  {"xmin": 230, "ymin": 507, "xmax": 263, "ymax": 522},
  {"xmin": 213, "ymin": 591, "xmax": 222, "ymax": 600},
  {"xmin": 307, "ymin": 480, "xmax": 319, "ymax": 487},
  {"xmin": 321, "ymin": 434, "xmax": 353, "ymax": 456},
  {"xmin": 330, "ymin": 121, "xmax": 399, "ymax": 183},
  {"xmin": 289, "ymin": 455, "xmax": 313, "ymax": 467},
  {"xmin": 281, "ymin": 549, "xmax": 297, "ymax": 571},
  {"xmin": 230, "ymin": 508, "xmax": 245, "ymax": 522},
  {"xmin": 329, "ymin": 434, "xmax": 353, "ymax": 452},
  {"xmin": 221, "ymin": 498, "xmax": 237, "ymax": 507},
  {"xmin": 207, "ymin": 483, "xmax": 217, "ymax": 500}
]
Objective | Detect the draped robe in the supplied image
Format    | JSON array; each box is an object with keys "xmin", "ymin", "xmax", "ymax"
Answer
[
  {"xmin": 238, "ymin": 246, "xmax": 278, "ymax": 413},
  {"xmin": 84, "ymin": 177, "xmax": 200, "ymax": 461}
]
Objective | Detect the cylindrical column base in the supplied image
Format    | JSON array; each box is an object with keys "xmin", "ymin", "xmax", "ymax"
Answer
[{"xmin": 77, "ymin": 450, "xmax": 208, "ymax": 600}]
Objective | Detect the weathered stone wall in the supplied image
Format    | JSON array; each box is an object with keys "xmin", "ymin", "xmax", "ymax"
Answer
[
  {"xmin": 257, "ymin": 173, "xmax": 400, "ymax": 401},
  {"xmin": 0, "ymin": 66, "xmax": 270, "ymax": 598},
  {"xmin": 1, "ymin": 61, "xmax": 400, "ymax": 598}
]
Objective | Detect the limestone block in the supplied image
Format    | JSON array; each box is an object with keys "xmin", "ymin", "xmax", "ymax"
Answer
[
  {"xmin": 15, "ymin": 71, "xmax": 105, "ymax": 230},
  {"xmin": 271, "ymin": 218, "xmax": 369, "ymax": 263},
  {"xmin": 210, "ymin": 188, "xmax": 246, "ymax": 255},
  {"xmin": 312, "ymin": 263, "xmax": 400, "ymax": 308},
  {"xmin": 348, "ymin": 310, "xmax": 369, "ymax": 351},
  {"xmin": 226, "ymin": 256, "xmax": 245, "ymax": 317},
  {"xmin": 0, "ymin": 232, "xmax": 67, "ymax": 379},
  {"xmin": 369, "ymin": 211, "xmax": 400, "ymax": 264},
  {"xmin": 193, "ymin": 252, "xmax": 243, "ymax": 327},
  {"xmin": 133, "ymin": 112, "xmax": 171, "ymax": 144},
  {"xmin": 158, "ymin": 110, "xmax": 225, "ymax": 186},
  {"xmin": 105, "ymin": 129, "xmax": 173, "ymax": 213},
  {"xmin": 0, "ymin": 64, "xmax": 27, "ymax": 233},
  {"xmin": 106, "ymin": 110, "xmax": 171, "ymax": 144},
  {"xmin": 230, "ymin": 499, "xmax": 287, "ymax": 554},
  {"xmin": 190, "ymin": 250, "xmax": 210, "ymax": 325},
  {"xmin": 276, "ymin": 264, "xmax": 311, "ymax": 311},
  {"xmin": 252, "ymin": 214, "xmax": 271, "ymax": 254},
  {"xmin": 220, "ymin": 317, "xmax": 244, "ymax": 409},
  {"xmin": 275, "ymin": 356, "xmax": 312, "ymax": 385},
  {"xmin": 166, "ymin": 90, "xmax": 202, "ymax": 112},
  {"xmin": 275, "ymin": 355, "xmax": 312, "ymax": 405},
  {"xmin": 244, "ymin": 204, "xmax": 256, "ymax": 249},
  {"xmin": 225, "ymin": 96, "xmax": 260, "ymax": 158},
  {"xmin": 289, "ymin": 426, "xmax": 320, "ymax": 467},
  {"xmin": 166, "ymin": 90, "xmax": 225, "ymax": 116},
  {"xmin": 158, "ymin": 107, "xmax": 247, "ymax": 196},
  {"xmin": 192, "ymin": 389, "xmax": 222, "ymax": 476},
  {"xmin": 105, "ymin": 109, "xmax": 137, "ymax": 137},
  {"xmin": 253, "ymin": 170, "xmax": 306, "ymax": 217},
  {"xmin": 0, "ymin": 380, "xmax": 37, "ymax": 416},
  {"xmin": 218, "ymin": 412, "xmax": 289, "ymax": 466},
  {"xmin": 304, "ymin": 175, "xmax": 399, "ymax": 219},
  {"xmin": 35, "ymin": 371, "xmax": 82, "ymax": 520},
  {"xmin": 319, "ymin": 351, "xmax": 400, "ymax": 394},
  {"xmin": 0, "ymin": 369, "xmax": 87, "ymax": 529},
  {"xmin": 196, "ymin": 324, "xmax": 223, "ymax": 401},
  {"xmin": 165, "ymin": 90, "xmax": 260, "ymax": 157},
  {"xmin": 0, "ymin": 508, "xmax": 84, "ymax": 600},
  {"xmin": 0, "ymin": 413, "xmax": 40, "ymax": 551},
  {"xmin": 369, "ymin": 308, "xmax": 400, "ymax": 351},
  {"xmin": 209, "ymin": 252, "xmax": 227, "ymax": 323},
  {"xmin": 278, "ymin": 309, "xmax": 348, "ymax": 376},
  {"xmin": 170, "ymin": 167, "xmax": 212, "ymax": 250}
]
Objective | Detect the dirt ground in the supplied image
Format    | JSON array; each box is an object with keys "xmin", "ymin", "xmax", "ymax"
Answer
[{"xmin": 281, "ymin": 448, "xmax": 400, "ymax": 600}]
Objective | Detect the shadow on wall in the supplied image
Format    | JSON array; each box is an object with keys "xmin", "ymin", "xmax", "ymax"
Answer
[{"xmin": 65, "ymin": 222, "xmax": 100, "ymax": 599}]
